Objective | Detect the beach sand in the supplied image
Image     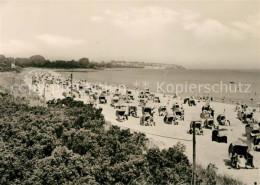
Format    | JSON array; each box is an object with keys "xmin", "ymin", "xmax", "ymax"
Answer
[{"xmin": 22, "ymin": 68, "xmax": 260, "ymax": 184}]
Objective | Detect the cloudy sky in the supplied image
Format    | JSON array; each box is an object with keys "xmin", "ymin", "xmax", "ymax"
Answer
[{"xmin": 0, "ymin": 0, "xmax": 259, "ymax": 69}]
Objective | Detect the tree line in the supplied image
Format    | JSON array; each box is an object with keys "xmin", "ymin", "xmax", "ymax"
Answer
[{"xmin": 0, "ymin": 55, "xmax": 141, "ymax": 69}]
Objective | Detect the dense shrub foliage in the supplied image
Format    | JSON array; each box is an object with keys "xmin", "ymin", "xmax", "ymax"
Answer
[{"xmin": 0, "ymin": 93, "xmax": 242, "ymax": 184}]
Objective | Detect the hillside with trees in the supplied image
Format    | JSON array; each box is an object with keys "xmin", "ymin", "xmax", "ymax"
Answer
[{"xmin": 0, "ymin": 92, "xmax": 242, "ymax": 185}]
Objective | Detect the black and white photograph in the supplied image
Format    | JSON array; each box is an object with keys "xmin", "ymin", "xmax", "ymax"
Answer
[{"xmin": 0, "ymin": 0, "xmax": 259, "ymax": 184}]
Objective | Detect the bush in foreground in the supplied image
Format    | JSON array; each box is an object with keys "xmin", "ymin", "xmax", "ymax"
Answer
[{"xmin": 0, "ymin": 94, "xmax": 243, "ymax": 184}]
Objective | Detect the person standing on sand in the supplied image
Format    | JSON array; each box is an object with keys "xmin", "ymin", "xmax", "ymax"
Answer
[
  {"xmin": 211, "ymin": 109, "xmax": 214, "ymax": 118},
  {"xmin": 227, "ymin": 120, "xmax": 231, "ymax": 126}
]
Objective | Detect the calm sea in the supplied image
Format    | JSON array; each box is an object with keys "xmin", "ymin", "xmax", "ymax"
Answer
[{"xmin": 59, "ymin": 68, "xmax": 260, "ymax": 106}]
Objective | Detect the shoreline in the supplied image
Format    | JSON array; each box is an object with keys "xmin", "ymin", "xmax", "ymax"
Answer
[
  {"xmin": 57, "ymin": 68, "xmax": 259, "ymax": 107},
  {"xmin": 26, "ymin": 67, "xmax": 254, "ymax": 107}
]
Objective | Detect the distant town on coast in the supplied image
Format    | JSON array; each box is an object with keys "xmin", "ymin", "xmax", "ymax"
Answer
[{"xmin": 110, "ymin": 60, "xmax": 185, "ymax": 69}]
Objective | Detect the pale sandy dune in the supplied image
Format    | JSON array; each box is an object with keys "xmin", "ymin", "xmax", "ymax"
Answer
[{"xmin": 25, "ymin": 69, "xmax": 260, "ymax": 185}]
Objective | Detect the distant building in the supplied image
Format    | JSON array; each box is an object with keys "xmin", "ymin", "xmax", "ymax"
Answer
[{"xmin": 11, "ymin": 61, "xmax": 16, "ymax": 68}]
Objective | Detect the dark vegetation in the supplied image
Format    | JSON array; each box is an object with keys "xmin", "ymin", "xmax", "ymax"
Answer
[
  {"xmin": 0, "ymin": 55, "xmax": 21, "ymax": 72},
  {"xmin": 0, "ymin": 55, "xmax": 141, "ymax": 69},
  {"xmin": 0, "ymin": 93, "xmax": 243, "ymax": 185}
]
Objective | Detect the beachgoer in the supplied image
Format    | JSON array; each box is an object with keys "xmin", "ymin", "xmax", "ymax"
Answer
[{"xmin": 211, "ymin": 110, "xmax": 214, "ymax": 118}]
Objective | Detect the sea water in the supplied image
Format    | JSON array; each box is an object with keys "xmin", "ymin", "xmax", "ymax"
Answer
[{"xmin": 59, "ymin": 68, "xmax": 260, "ymax": 106}]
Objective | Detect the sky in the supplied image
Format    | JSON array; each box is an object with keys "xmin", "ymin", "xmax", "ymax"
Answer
[{"xmin": 0, "ymin": 0, "xmax": 259, "ymax": 69}]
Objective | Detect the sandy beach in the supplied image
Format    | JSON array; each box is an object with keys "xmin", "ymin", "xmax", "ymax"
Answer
[{"xmin": 22, "ymin": 68, "xmax": 260, "ymax": 184}]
